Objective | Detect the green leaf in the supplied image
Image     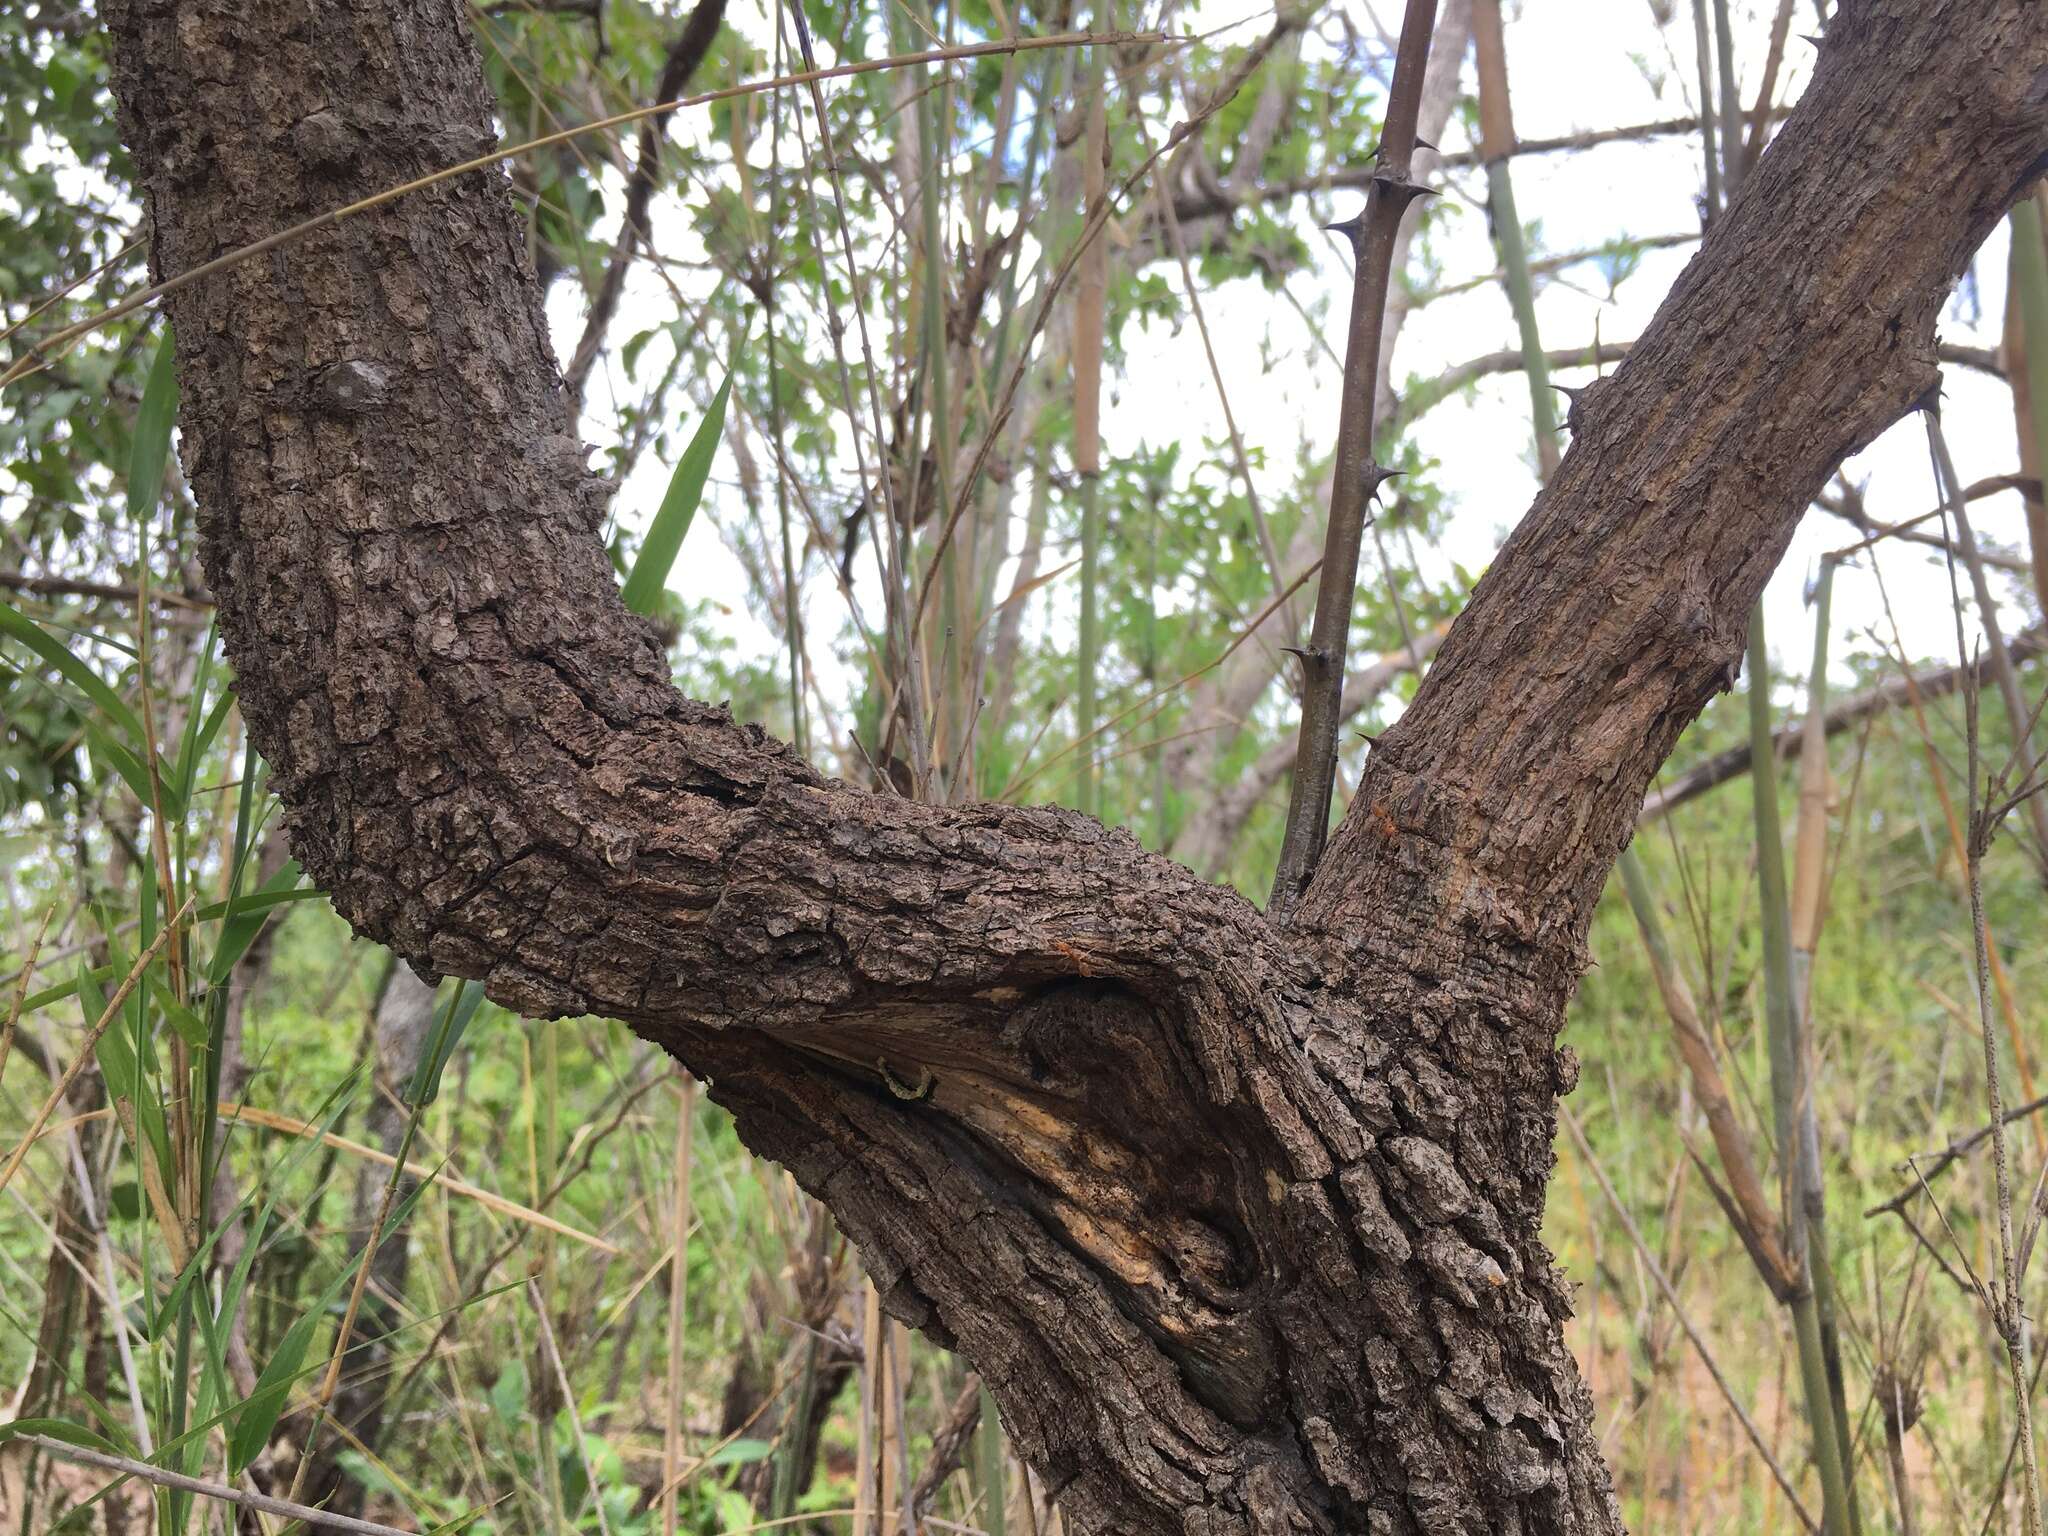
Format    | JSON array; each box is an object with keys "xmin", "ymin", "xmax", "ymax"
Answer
[
  {"xmin": 0, "ymin": 601, "xmax": 144, "ymax": 745},
  {"xmin": 706, "ymin": 1437, "xmax": 774, "ymax": 1468},
  {"xmin": 194, "ymin": 883, "xmax": 320, "ymax": 925},
  {"xmin": 618, "ymin": 369, "xmax": 731, "ymax": 617},
  {"xmin": 230, "ymin": 1272, "xmax": 347, "ymax": 1472},
  {"xmin": 0, "ymin": 1416, "xmax": 129, "ymax": 1457},
  {"xmin": 85, "ymin": 719, "xmax": 184, "ymax": 823},
  {"xmin": 127, "ymin": 329, "xmax": 178, "ymax": 523},
  {"xmin": 78, "ymin": 961, "xmax": 136, "ymax": 1099},
  {"xmin": 407, "ymin": 980, "xmax": 486, "ymax": 1109},
  {"xmin": 172, "ymin": 623, "xmax": 227, "ymax": 803},
  {"xmin": 204, "ymin": 859, "xmax": 307, "ymax": 985},
  {"xmin": 158, "ymin": 992, "xmax": 209, "ymax": 1049},
  {"xmin": 18, "ymin": 966, "xmax": 113, "ymax": 1016},
  {"xmin": 229, "ymin": 1171, "xmax": 436, "ymax": 1473},
  {"xmin": 211, "ymin": 1069, "xmax": 367, "ymax": 1348}
]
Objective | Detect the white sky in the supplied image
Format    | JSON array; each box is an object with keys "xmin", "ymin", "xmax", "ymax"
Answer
[{"xmin": 565, "ymin": 0, "xmax": 2039, "ymax": 736}]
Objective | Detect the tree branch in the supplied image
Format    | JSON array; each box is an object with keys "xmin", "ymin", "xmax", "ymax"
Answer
[
  {"xmin": 1638, "ymin": 627, "xmax": 2048, "ymax": 823},
  {"xmin": 1300, "ymin": 2, "xmax": 2048, "ymax": 957},
  {"xmin": 98, "ymin": 2, "xmax": 2048, "ymax": 1531},
  {"xmin": 560, "ymin": 0, "xmax": 727, "ymax": 410}
]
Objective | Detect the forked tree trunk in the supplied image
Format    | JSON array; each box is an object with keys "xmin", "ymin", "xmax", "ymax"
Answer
[{"xmin": 101, "ymin": 2, "xmax": 2046, "ymax": 1530}]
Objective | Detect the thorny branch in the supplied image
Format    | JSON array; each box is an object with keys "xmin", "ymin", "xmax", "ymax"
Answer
[{"xmin": 1267, "ymin": 0, "xmax": 1440, "ymax": 921}]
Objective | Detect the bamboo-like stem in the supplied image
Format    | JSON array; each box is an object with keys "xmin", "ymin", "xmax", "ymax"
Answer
[
  {"xmin": 1071, "ymin": 16, "xmax": 1109, "ymax": 819},
  {"xmin": 1865, "ymin": 586, "xmax": 2047, "ymax": 1150},
  {"xmin": 1147, "ymin": 471, "xmax": 1167, "ymax": 851},
  {"xmin": 767, "ymin": 7, "xmax": 806, "ymax": 761},
  {"xmin": 662, "ymin": 1077, "xmax": 696, "ymax": 1536},
  {"xmin": 1618, "ymin": 848, "xmax": 1796, "ymax": 1291},
  {"xmin": 2010, "ymin": 193, "xmax": 2048, "ymax": 617},
  {"xmin": 1787, "ymin": 560, "xmax": 1861, "ymax": 1535},
  {"xmin": 914, "ymin": 24, "xmax": 1288, "ymax": 636},
  {"xmin": 1741, "ymin": 0, "xmax": 1797, "ymax": 172},
  {"xmin": 856, "ymin": 1282, "xmax": 879, "ymax": 1533},
  {"xmin": 1748, "ymin": 604, "xmax": 1856, "ymax": 1536},
  {"xmin": 1689, "ymin": 0, "xmax": 1722, "ymax": 217},
  {"xmin": 0, "ymin": 905, "xmax": 53, "ymax": 1098},
  {"xmin": 907, "ymin": 0, "xmax": 966, "ymax": 801},
  {"xmin": 1267, "ymin": 0, "xmax": 1439, "ymax": 919},
  {"xmin": 978, "ymin": 1381, "xmax": 1008, "ymax": 1536},
  {"xmin": 1075, "ymin": 475, "xmax": 1102, "ymax": 818},
  {"xmin": 535, "ymin": 1018, "xmax": 568, "ymax": 1532},
  {"xmin": 1712, "ymin": 0, "xmax": 1743, "ymax": 201},
  {"xmin": 1471, "ymin": 0, "xmax": 1558, "ymax": 478},
  {"xmin": 783, "ymin": 3, "xmax": 932, "ymax": 796},
  {"xmin": 1964, "ymin": 669, "xmax": 2048, "ymax": 1535},
  {"xmin": 1924, "ymin": 403, "xmax": 2048, "ymax": 870}
]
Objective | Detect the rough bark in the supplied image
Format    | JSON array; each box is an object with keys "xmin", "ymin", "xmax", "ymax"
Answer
[{"xmin": 102, "ymin": 1, "xmax": 2047, "ymax": 1532}]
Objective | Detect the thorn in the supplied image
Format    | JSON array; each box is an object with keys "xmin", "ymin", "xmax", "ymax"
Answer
[
  {"xmin": 1354, "ymin": 731, "xmax": 1380, "ymax": 749},
  {"xmin": 1323, "ymin": 208, "xmax": 1368, "ymax": 243},
  {"xmin": 1360, "ymin": 463, "xmax": 1403, "ymax": 502},
  {"xmin": 1550, "ymin": 378, "xmax": 1604, "ymax": 434},
  {"xmin": 1280, "ymin": 643, "xmax": 1326, "ymax": 669},
  {"xmin": 1414, "ymin": 136, "xmax": 1437, "ymax": 152},
  {"xmin": 1912, "ymin": 376, "xmax": 1945, "ymax": 419},
  {"xmin": 1370, "ymin": 170, "xmax": 1437, "ymax": 211},
  {"xmin": 1798, "ymin": 33, "xmax": 1823, "ymax": 48}
]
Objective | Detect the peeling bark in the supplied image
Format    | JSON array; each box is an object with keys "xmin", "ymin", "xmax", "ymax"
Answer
[{"xmin": 102, "ymin": 1, "xmax": 2048, "ymax": 1531}]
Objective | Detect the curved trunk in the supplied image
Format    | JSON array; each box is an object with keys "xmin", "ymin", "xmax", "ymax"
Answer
[{"xmin": 101, "ymin": 0, "xmax": 2046, "ymax": 1530}]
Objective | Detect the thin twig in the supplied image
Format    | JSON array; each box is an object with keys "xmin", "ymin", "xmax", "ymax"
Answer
[
  {"xmin": 1925, "ymin": 402, "xmax": 2048, "ymax": 871},
  {"xmin": 0, "ymin": 29, "xmax": 1170, "ymax": 390},
  {"xmin": 0, "ymin": 906, "xmax": 54, "ymax": 1097},
  {"xmin": 1267, "ymin": 0, "xmax": 1440, "ymax": 920},
  {"xmin": 1561, "ymin": 1105, "xmax": 1819, "ymax": 1532},
  {"xmin": 17, "ymin": 1432, "xmax": 414, "ymax": 1536},
  {"xmin": 529, "ymin": 1277, "xmax": 615, "ymax": 1536},
  {"xmin": 1866, "ymin": 1093, "xmax": 2048, "ymax": 1217},
  {"xmin": 0, "ymin": 893, "xmax": 197, "ymax": 1202}
]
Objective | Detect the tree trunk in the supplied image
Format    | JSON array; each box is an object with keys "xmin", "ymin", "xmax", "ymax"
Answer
[{"xmin": 101, "ymin": 1, "xmax": 2047, "ymax": 1530}]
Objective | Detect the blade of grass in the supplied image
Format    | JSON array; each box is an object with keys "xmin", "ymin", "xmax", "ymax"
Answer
[
  {"xmin": 124, "ymin": 329, "xmax": 178, "ymax": 523},
  {"xmin": 0, "ymin": 602, "xmax": 146, "ymax": 747},
  {"xmin": 620, "ymin": 370, "xmax": 732, "ymax": 617},
  {"xmin": 0, "ymin": 893, "xmax": 196, "ymax": 1203}
]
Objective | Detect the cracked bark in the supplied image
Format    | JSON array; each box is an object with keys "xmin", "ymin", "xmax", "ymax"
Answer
[{"xmin": 103, "ymin": 1, "xmax": 2048, "ymax": 1531}]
